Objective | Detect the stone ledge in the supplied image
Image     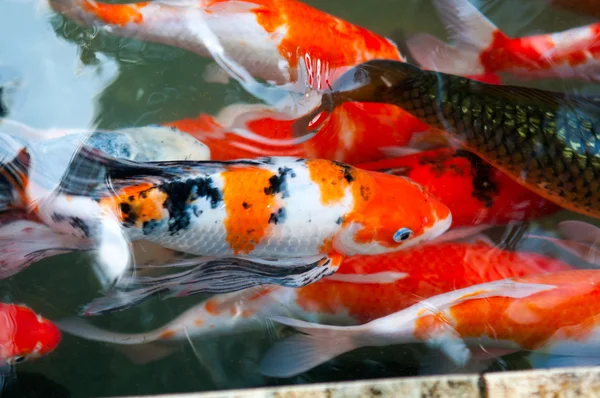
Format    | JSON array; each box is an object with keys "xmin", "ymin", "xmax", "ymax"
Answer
[{"xmin": 105, "ymin": 366, "xmax": 600, "ymax": 398}]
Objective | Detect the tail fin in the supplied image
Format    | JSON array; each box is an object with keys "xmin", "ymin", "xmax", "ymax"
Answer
[
  {"xmin": 406, "ymin": 0, "xmax": 500, "ymax": 75},
  {"xmin": 259, "ymin": 316, "xmax": 361, "ymax": 378}
]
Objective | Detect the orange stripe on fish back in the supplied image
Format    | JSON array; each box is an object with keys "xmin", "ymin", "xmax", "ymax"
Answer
[
  {"xmin": 80, "ymin": 0, "xmax": 149, "ymax": 26},
  {"xmin": 222, "ymin": 166, "xmax": 278, "ymax": 255}
]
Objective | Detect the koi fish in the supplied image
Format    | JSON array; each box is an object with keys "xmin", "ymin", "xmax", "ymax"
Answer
[
  {"xmin": 406, "ymin": 0, "xmax": 600, "ymax": 81},
  {"xmin": 57, "ymin": 240, "xmax": 572, "ymax": 348},
  {"xmin": 0, "ymin": 134, "xmax": 451, "ymax": 296},
  {"xmin": 259, "ymin": 269, "xmax": 600, "ymax": 378},
  {"xmin": 0, "ymin": 303, "xmax": 61, "ymax": 365},
  {"xmin": 357, "ymin": 148, "xmax": 562, "ymax": 228},
  {"xmin": 164, "ymin": 70, "xmax": 504, "ymax": 165},
  {"xmin": 292, "ymin": 59, "xmax": 600, "ymax": 219},
  {"xmin": 47, "ymin": 0, "xmax": 404, "ymax": 91},
  {"xmin": 164, "ymin": 102, "xmax": 444, "ymax": 164}
]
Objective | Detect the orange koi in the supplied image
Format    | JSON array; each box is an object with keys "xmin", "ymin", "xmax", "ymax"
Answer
[{"xmin": 260, "ymin": 269, "xmax": 600, "ymax": 378}]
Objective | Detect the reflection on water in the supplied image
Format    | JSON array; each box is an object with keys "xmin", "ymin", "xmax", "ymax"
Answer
[{"xmin": 2, "ymin": 0, "xmax": 600, "ymax": 397}]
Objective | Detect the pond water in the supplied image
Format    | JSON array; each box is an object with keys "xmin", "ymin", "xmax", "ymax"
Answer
[{"xmin": 2, "ymin": 0, "xmax": 600, "ymax": 397}]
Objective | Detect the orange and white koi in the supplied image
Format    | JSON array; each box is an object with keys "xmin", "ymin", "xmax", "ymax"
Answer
[
  {"xmin": 259, "ymin": 269, "xmax": 600, "ymax": 378},
  {"xmin": 1, "ymin": 135, "xmax": 451, "ymax": 293},
  {"xmin": 0, "ymin": 303, "xmax": 61, "ymax": 365},
  {"xmin": 58, "ymin": 241, "xmax": 572, "ymax": 343},
  {"xmin": 48, "ymin": 0, "xmax": 404, "ymax": 91},
  {"xmin": 406, "ymin": 0, "xmax": 600, "ymax": 81}
]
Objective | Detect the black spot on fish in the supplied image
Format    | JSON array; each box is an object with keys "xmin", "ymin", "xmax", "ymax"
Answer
[
  {"xmin": 335, "ymin": 216, "xmax": 343, "ymax": 225},
  {"xmin": 247, "ymin": 228, "xmax": 256, "ymax": 234},
  {"xmin": 51, "ymin": 213, "xmax": 91, "ymax": 237},
  {"xmin": 332, "ymin": 161, "xmax": 355, "ymax": 183},
  {"xmin": 454, "ymin": 150, "xmax": 497, "ymax": 208},
  {"xmin": 360, "ymin": 185, "xmax": 371, "ymax": 201},
  {"xmin": 142, "ymin": 220, "xmax": 160, "ymax": 235},
  {"xmin": 119, "ymin": 202, "xmax": 137, "ymax": 227},
  {"xmin": 140, "ymin": 192, "xmax": 148, "ymax": 199},
  {"xmin": 264, "ymin": 167, "xmax": 295, "ymax": 198},
  {"xmin": 268, "ymin": 208, "xmax": 286, "ymax": 225},
  {"xmin": 160, "ymin": 177, "xmax": 222, "ymax": 235},
  {"xmin": 128, "ymin": 195, "xmax": 135, "ymax": 202},
  {"xmin": 120, "ymin": 203, "xmax": 131, "ymax": 214},
  {"xmin": 242, "ymin": 202, "xmax": 252, "ymax": 209}
]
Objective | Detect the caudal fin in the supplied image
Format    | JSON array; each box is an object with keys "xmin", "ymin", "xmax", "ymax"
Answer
[
  {"xmin": 406, "ymin": 0, "xmax": 500, "ymax": 76},
  {"xmin": 259, "ymin": 316, "xmax": 361, "ymax": 378}
]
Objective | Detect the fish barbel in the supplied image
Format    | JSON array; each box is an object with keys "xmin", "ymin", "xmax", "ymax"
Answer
[{"xmin": 293, "ymin": 59, "xmax": 600, "ymax": 219}]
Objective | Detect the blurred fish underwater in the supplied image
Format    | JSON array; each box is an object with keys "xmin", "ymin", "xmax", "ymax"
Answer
[{"xmin": 2, "ymin": 0, "xmax": 600, "ymax": 396}]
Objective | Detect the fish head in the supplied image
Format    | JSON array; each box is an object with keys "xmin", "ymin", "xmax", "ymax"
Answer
[
  {"xmin": 334, "ymin": 170, "xmax": 452, "ymax": 255},
  {"xmin": 1, "ymin": 305, "xmax": 61, "ymax": 364}
]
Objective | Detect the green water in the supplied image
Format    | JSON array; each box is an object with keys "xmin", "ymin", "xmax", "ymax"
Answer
[{"xmin": 1, "ymin": 0, "xmax": 600, "ymax": 397}]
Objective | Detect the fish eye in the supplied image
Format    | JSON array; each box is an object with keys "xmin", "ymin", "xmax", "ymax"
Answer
[
  {"xmin": 8, "ymin": 355, "xmax": 27, "ymax": 365},
  {"xmin": 393, "ymin": 228, "xmax": 414, "ymax": 242}
]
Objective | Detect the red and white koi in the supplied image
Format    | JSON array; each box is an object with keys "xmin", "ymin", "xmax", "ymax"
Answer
[
  {"xmin": 259, "ymin": 269, "xmax": 600, "ymax": 378},
  {"xmin": 0, "ymin": 303, "xmax": 61, "ymax": 365},
  {"xmin": 406, "ymin": 0, "xmax": 600, "ymax": 81}
]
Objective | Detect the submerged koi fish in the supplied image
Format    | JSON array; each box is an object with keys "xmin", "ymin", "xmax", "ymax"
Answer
[
  {"xmin": 164, "ymin": 71, "xmax": 503, "ymax": 165},
  {"xmin": 407, "ymin": 0, "xmax": 600, "ymax": 81},
  {"xmin": 58, "ymin": 241, "xmax": 572, "ymax": 342},
  {"xmin": 0, "ymin": 304, "xmax": 61, "ymax": 365},
  {"xmin": 357, "ymin": 148, "xmax": 562, "ymax": 228},
  {"xmin": 48, "ymin": 0, "xmax": 404, "ymax": 90},
  {"xmin": 292, "ymin": 59, "xmax": 600, "ymax": 219},
  {"xmin": 260, "ymin": 269, "xmax": 600, "ymax": 378},
  {"xmin": 1, "ymin": 135, "xmax": 451, "ymax": 294},
  {"xmin": 165, "ymin": 102, "xmax": 443, "ymax": 164}
]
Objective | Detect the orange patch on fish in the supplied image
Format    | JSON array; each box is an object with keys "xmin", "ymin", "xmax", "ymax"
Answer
[
  {"xmin": 194, "ymin": 319, "xmax": 204, "ymax": 326},
  {"xmin": 266, "ymin": 0, "xmax": 401, "ymax": 73},
  {"xmin": 413, "ymin": 312, "xmax": 450, "ymax": 341},
  {"xmin": 99, "ymin": 183, "xmax": 167, "ymax": 227},
  {"xmin": 204, "ymin": 300, "xmax": 220, "ymax": 315},
  {"xmin": 159, "ymin": 330, "xmax": 176, "ymax": 339},
  {"xmin": 222, "ymin": 166, "xmax": 278, "ymax": 255},
  {"xmin": 80, "ymin": 0, "xmax": 148, "ymax": 26},
  {"xmin": 306, "ymin": 159, "xmax": 353, "ymax": 205}
]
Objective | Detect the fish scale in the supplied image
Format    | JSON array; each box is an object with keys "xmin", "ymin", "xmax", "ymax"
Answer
[{"xmin": 299, "ymin": 60, "xmax": 600, "ymax": 219}]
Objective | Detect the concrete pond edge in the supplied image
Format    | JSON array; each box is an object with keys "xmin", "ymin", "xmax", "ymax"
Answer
[{"xmin": 105, "ymin": 366, "xmax": 600, "ymax": 398}]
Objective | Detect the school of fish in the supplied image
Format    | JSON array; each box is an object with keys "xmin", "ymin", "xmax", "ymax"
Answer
[{"xmin": 2, "ymin": 0, "xmax": 600, "ymax": 390}]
